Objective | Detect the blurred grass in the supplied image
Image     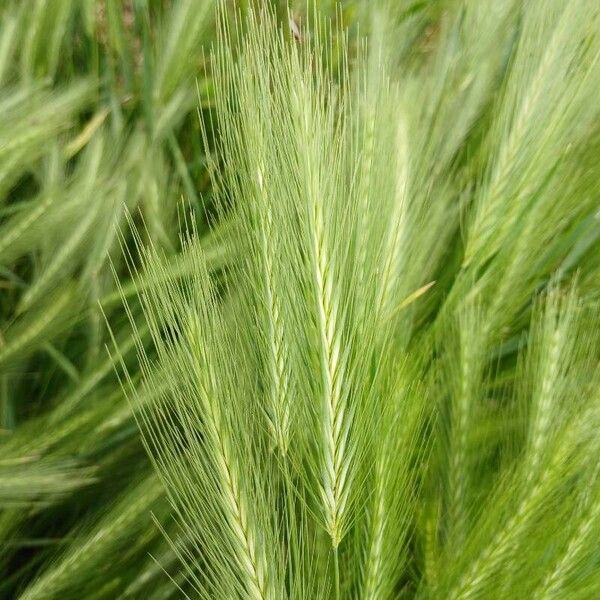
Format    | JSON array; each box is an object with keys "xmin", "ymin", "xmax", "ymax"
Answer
[{"xmin": 0, "ymin": 1, "xmax": 218, "ymax": 596}]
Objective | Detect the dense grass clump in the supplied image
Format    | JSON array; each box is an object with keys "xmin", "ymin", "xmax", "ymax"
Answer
[
  {"xmin": 0, "ymin": 1, "xmax": 217, "ymax": 597},
  {"xmin": 1, "ymin": 1, "xmax": 599, "ymax": 598}
]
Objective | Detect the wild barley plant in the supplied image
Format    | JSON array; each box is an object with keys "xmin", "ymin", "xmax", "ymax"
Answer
[{"xmin": 123, "ymin": 2, "xmax": 600, "ymax": 599}]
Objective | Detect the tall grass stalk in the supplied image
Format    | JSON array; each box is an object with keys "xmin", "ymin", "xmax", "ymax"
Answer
[{"xmin": 122, "ymin": 2, "xmax": 600, "ymax": 598}]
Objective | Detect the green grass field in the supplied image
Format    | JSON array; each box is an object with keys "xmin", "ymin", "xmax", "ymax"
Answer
[{"xmin": 1, "ymin": 1, "xmax": 599, "ymax": 598}]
